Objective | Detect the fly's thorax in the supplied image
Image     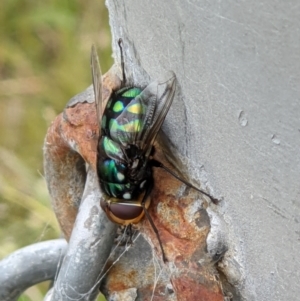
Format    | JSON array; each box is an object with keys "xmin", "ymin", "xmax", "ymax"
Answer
[
  {"xmin": 97, "ymin": 136, "xmax": 152, "ymax": 201},
  {"xmin": 97, "ymin": 137, "xmax": 149, "ymax": 182},
  {"xmin": 124, "ymin": 144, "xmax": 148, "ymax": 177},
  {"xmin": 99, "ymin": 176, "xmax": 149, "ymax": 200}
]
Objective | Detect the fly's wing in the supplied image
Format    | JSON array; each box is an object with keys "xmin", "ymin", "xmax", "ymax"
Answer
[
  {"xmin": 91, "ymin": 45, "xmax": 103, "ymax": 129},
  {"xmin": 139, "ymin": 71, "xmax": 176, "ymax": 157},
  {"xmin": 110, "ymin": 72, "xmax": 176, "ymax": 152}
]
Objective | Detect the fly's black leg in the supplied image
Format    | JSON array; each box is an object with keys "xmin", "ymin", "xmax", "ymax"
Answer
[
  {"xmin": 150, "ymin": 159, "xmax": 220, "ymax": 204},
  {"xmin": 127, "ymin": 224, "xmax": 133, "ymax": 245},
  {"xmin": 141, "ymin": 179, "xmax": 167, "ymax": 263},
  {"xmin": 118, "ymin": 38, "xmax": 126, "ymax": 86}
]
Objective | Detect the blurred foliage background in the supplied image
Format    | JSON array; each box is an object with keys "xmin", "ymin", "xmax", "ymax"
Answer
[{"xmin": 0, "ymin": 0, "xmax": 112, "ymax": 300}]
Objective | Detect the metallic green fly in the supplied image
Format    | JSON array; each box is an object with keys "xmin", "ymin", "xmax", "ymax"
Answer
[{"xmin": 91, "ymin": 39, "xmax": 218, "ymax": 262}]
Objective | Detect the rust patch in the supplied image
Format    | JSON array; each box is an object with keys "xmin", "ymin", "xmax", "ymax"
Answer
[
  {"xmin": 141, "ymin": 147, "xmax": 210, "ymax": 262},
  {"xmin": 172, "ymin": 275, "xmax": 224, "ymax": 301},
  {"xmin": 106, "ymin": 262, "xmax": 138, "ymax": 291},
  {"xmin": 62, "ymin": 102, "xmax": 98, "ymax": 168}
]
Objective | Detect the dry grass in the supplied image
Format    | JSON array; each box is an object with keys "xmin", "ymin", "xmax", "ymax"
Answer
[{"xmin": 0, "ymin": 1, "xmax": 112, "ymax": 300}]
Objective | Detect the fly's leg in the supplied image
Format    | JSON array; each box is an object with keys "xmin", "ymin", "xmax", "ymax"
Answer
[
  {"xmin": 141, "ymin": 178, "xmax": 167, "ymax": 263},
  {"xmin": 150, "ymin": 159, "xmax": 220, "ymax": 204},
  {"xmin": 118, "ymin": 38, "xmax": 126, "ymax": 86},
  {"xmin": 127, "ymin": 224, "xmax": 133, "ymax": 245}
]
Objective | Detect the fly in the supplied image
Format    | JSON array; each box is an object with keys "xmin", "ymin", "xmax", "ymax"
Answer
[{"xmin": 91, "ymin": 39, "xmax": 218, "ymax": 262}]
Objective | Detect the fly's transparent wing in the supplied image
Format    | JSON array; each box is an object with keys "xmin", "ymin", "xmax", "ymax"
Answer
[
  {"xmin": 109, "ymin": 72, "xmax": 176, "ymax": 152},
  {"xmin": 139, "ymin": 71, "xmax": 176, "ymax": 157},
  {"xmin": 91, "ymin": 45, "xmax": 103, "ymax": 129}
]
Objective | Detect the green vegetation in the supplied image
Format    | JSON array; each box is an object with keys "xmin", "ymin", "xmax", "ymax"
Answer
[{"xmin": 0, "ymin": 0, "xmax": 112, "ymax": 300}]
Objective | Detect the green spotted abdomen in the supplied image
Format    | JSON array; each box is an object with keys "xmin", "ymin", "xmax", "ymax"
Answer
[{"xmin": 101, "ymin": 87, "xmax": 146, "ymax": 144}]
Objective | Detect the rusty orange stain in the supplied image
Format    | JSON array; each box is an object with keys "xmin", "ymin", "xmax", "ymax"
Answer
[{"xmin": 44, "ymin": 65, "xmax": 225, "ymax": 300}]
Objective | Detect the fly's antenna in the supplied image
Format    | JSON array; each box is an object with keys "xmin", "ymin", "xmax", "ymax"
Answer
[{"xmin": 118, "ymin": 38, "xmax": 126, "ymax": 86}]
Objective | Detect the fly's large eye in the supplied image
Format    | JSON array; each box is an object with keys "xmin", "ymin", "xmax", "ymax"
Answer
[{"xmin": 110, "ymin": 204, "xmax": 143, "ymax": 220}]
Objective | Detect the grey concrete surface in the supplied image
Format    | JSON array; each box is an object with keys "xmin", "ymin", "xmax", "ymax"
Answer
[{"xmin": 106, "ymin": 1, "xmax": 300, "ymax": 300}]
